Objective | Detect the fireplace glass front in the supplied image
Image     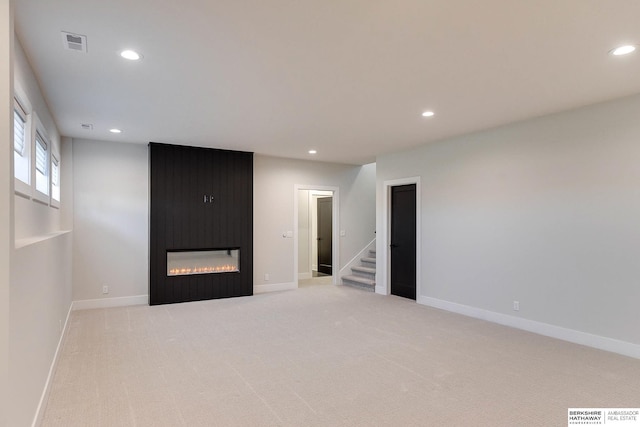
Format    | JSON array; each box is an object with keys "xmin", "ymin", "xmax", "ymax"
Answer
[{"xmin": 167, "ymin": 249, "xmax": 240, "ymax": 276}]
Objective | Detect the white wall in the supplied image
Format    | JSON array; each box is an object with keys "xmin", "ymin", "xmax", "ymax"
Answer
[
  {"xmin": 7, "ymin": 32, "xmax": 74, "ymax": 426},
  {"xmin": 297, "ymin": 189, "xmax": 310, "ymax": 278},
  {"xmin": 339, "ymin": 162, "xmax": 377, "ymax": 265},
  {"xmin": 376, "ymin": 93, "xmax": 640, "ymax": 351},
  {"xmin": 254, "ymin": 155, "xmax": 376, "ymax": 290},
  {"xmin": 72, "ymin": 138, "xmax": 148, "ymax": 301},
  {"xmin": 1, "ymin": 2, "xmax": 13, "ymax": 425},
  {"xmin": 10, "ymin": 233, "xmax": 72, "ymax": 426}
]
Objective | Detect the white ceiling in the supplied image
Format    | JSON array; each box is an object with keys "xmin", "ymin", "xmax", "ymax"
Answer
[{"xmin": 14, "ymin": 0, "xmax": 640, "ymax": 165}]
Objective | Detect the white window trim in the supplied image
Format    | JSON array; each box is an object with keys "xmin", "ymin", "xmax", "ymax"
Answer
[
  {"xmin": 50, "ymin": 151, "xmax": 60, "ymax": 208},
  {"xmin": 32, "ymin": 112, "xmax": 51, "ymax": 205},
  {"xmin": 13, "ymin": 84, "xmax": 32, "ymax": 198}
]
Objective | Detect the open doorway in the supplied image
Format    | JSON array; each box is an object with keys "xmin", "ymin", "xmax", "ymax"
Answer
[{"xmin": 294, "ymin": 186, "xmax": 339, "ymax": 287}]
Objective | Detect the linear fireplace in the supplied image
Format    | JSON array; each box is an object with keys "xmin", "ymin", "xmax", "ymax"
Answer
[
  {"xmin": 149, "ymin": 143, "xmax": 253, "ymax": 305},
  {"xmin": 167, "ymin": 249, "xmax": 240, "ymax": 276}
]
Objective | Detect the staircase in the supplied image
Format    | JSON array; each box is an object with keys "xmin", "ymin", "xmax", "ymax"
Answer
[{"xmin": 342, "ymin": 249, "xmax": 376, "ymax": 291}]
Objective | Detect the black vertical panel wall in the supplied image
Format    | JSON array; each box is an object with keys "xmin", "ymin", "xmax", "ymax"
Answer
[{"xmin": 149, "ymin": 142, "xmax": 253, "ymax": 305}]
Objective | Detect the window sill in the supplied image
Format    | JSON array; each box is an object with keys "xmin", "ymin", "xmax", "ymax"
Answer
[
  {"xmin": 14, "ymin": 179, "xmax": 31, "ymax": 199},
  {"xmin": 32, "ymin": 189, "xmax": 49, "ymax": 206},
  {"xmin": 15, "ymin": 230, "xmax": 72, "ymax": 249}
]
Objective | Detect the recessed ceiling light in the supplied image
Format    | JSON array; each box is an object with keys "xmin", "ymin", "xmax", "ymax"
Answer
[
  {"xmin": 120, "ymin": 49, "xmax": 142, "ymax": 60},
  {"xmin": 109, "ymin": 128, "xmax": 122, "ymax": 134},
  {"xmin": 610, "ymin": 45, "xmax": 637, "ymax": 56},
  {"xmin": 308, "ymin": 150, "xmax": 317, "ymax": 154},
  {"xmin": 422, "ymin": 111, "xmax": 435, "ymax": 117}
]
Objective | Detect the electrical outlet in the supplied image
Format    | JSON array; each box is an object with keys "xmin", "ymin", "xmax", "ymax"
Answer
[
  {"xmin": 513, "ymin": 300, "xmax": 520, "ymax": 311},
  {"xmin": 264, "ymin": 273, "xmax": 270, "ymax": 281},
  {"xmin": 102, "ymin": 285, "xmax": 109, "ymax": 294}
]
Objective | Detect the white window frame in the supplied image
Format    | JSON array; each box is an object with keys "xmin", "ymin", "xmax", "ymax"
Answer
[
  {"xmin": 50, "ymin": 151, "xmax": 60, "ymax": 208},
  {"xmin": 13, "ymin": 86, "xmax": 32, "ymax": 198},
  {"xmin": 32, "ymin": 113, "xmax": 51, "ymax": 205}
]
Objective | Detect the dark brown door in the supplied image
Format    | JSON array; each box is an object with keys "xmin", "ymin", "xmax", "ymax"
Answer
[
  {"xmin": 317, "ymin": 197, "xmax": 332, "ymax": 275},
  {"xmin": 390, "ymin": 184, "xmax": 416, "ymax": 300}
]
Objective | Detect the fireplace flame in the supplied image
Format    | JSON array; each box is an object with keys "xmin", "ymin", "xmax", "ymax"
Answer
[{"xmin": 168, "ymin": 264, "xmax": 238, "ymax": 276}]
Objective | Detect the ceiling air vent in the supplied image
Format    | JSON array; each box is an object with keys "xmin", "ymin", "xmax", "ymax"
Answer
[
  {"xmin": 80, "ymin": 123, "xmax": 93, "ymax": 130},
  {"xmin": 61, "ymin": 31, "xmax": 88, "ymax": 53}
]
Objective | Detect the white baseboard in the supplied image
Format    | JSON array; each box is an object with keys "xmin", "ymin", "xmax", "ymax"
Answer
[
  {"xmin": 418, "ymin": 296, "xmax": 640, "ymax": 360},
  {"xmin": 72, "ymin": 295, "xmax": 148, "ymax": 311},
  {"xmin": 298, "ymin": 272, "xmax": 312, "ymax": 280},
  {"xmin": 254, "ymin": 282, "xmax": 296, "ymax": 294},
  {"xmin": 32, "ymin": 302, "xmax": 73, "ymax": 427}
]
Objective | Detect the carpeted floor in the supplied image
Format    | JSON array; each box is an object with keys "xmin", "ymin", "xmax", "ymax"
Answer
[{"xmin": 42, "ymin": 283, "xmax": 640, "ymax": 426}]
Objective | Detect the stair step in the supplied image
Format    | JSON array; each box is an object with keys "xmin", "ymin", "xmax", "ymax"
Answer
[
  {"xmin": 352, "ymin": 266, "xmax": 376, "ymax": 276},
  {"xmin": 342, "ymin": 275, "xmax": 375, "ymax": 292},
  {"xmin": 342, "ymin": 275, "xmax": 375, "ymax": 286},
  {"xmin": 369, "ymin": 249, "xmax": 376, "ymax": 257},
  {"xmin": 361, "ymin": 257, "xmax": 376, "ymax": 264}
]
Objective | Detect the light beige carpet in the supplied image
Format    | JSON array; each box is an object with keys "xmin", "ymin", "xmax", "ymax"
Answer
[{"xmin": 42, "ymin": 283, "xmax": 640, "ymax": 426}]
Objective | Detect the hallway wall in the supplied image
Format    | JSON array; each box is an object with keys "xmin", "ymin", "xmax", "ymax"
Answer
[
  {"xmin": 254, "ymin": 156, "xmax": 376, "ymax": 291},
  {"xmin": 297, "ymin": 189, "xmax": 311, "ymax": 278}
]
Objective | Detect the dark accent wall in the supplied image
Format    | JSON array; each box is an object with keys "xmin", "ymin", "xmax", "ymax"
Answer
[{"xmin": 149, "ymin": 143, "xmax": 253, "ymax": 305}]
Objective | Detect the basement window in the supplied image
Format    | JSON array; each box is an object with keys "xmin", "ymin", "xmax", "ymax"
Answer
[
  {"xmin": 13, "ymin": 97, "xmax": 31, "ymax": 197},
  {"xmin": 32, "ymin": 113, "xmax": 52, "ymax": 205},
  {"xmin": 51, "ymin": 153, "xmax": 60, "ymax": 207},
  {"xmin": 35, "ymin": 133, "xmax": 48, "ymax": 194}
]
